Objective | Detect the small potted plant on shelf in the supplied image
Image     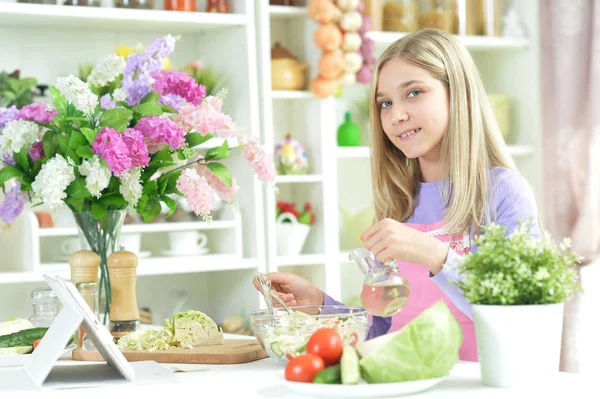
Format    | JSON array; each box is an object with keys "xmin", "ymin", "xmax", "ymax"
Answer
[
  {"xmin": 275, "ymin": 201, "xmax": 315, "ymax": 256},
  {"xmin": 451, "ymin": 219, "xmax": 581, "ymax": 388}
]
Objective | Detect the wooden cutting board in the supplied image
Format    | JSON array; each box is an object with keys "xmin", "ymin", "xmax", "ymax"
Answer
[{"xmin": 72, "ymin": 339, "xmax": 269, "ymax": 364}]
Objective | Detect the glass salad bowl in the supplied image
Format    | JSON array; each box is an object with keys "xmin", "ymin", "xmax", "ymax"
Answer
[{"xmin": 250, "ymin": 305, "xmax": 371, "ymax": 364}]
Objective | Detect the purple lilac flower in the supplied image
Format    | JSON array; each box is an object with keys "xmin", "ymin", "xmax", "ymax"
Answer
[
  {"xmin": 2, "ymin": 153, "xmax": 15, "ymax": 166},
  {"xmin": 16, "ymin": 103, "xmax": 57, "ymax": 124},
  {"xmin": 92, "ymin": 127, "xmax": 132, "ymax": 177},
  {"xmin": 122, "ymin": 35, "xmax": 177, "ymax": 107},
  {"xmin": 28, "ymin": 141, "xmax": 44, "ymax": 162},
  {"xmin": 151, "ymin": 70, "xmax": 205, "ymax": 106},
  {"xmin": 134, "ymin": 115, "xmax": 185, "ymax": 153},
  {"xmin": 0, "ymin": 106, "xmax": 19, "ymax": 129},
  {"xmin": 122, "ymin": 128, "xmax": 149, "ymax": 168},
  {"xmin": 0, "ymin": 182, "xmax": 26, "ymax": 224},
  {"xmin": 100, "ymin": 94, "xmax": 116, "ymax": 110},
  {"xmin": 158, "ymin": 94, "xmax": 186, "ymax": 111}
]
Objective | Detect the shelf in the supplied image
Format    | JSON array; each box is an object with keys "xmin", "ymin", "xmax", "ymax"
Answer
[
  {"xmin": 275, "ymin": 174, "xmax": 324, "ymax": 183},
  {"xmin": 366, "ymin": 31, "xmax": 530, "ymax": 51},
  {"xmin": 277, "ymin": 254, "xmax": 327, "ymax": 267},
  {"xmin": 271, "ymin": 90, "xmax": 314, "ymax": 100},
  {"xmin": 0, "ymin": 3, "xmax": 247, "ymax": 33},
  {"xmin": 0, "ymin": 256, "xmax": 258, "ymax": 284},
  {"xmin": 335, "ymin": 145, "xmax": 534, "ymax": 159},
  {"xmin": 268, "ymin": 5, "xmax": 306, "ymax": 19},
  {"xmin": 38, "ymin": 220, "xmax": 237, "ymax": 237}
]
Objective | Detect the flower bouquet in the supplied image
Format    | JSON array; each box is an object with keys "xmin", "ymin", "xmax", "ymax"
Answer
[{"xmin": 0, "ymin": 34, "xmax": 277, "ymax": 322}]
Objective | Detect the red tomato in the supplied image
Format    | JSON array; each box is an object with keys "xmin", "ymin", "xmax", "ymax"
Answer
[
  {"xmin": 284, "ymin": 354, "xmax": 325, "ymax": 383},
  {"xmin": 33, "ymin": 339, "xmax": 41, "ymax": 350},
  {"xmin": 306, "ymin": 328, "xmax": 343, "ymax": 366}
]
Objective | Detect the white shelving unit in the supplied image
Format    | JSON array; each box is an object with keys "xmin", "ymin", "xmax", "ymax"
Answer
[{"xmin": 0, "ymin": 0, "xmax": 266, "ymax": 325}]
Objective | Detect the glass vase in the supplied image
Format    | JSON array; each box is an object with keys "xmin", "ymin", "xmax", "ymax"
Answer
[{"xmin": 72, "ymin": 210, "xmax": 127, "ymax": 325}]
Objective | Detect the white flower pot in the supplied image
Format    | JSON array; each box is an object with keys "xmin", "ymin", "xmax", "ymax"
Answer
[
  {"xmin": 472, "ymin": 302, "xmax": 565, "ymax": 388},
  {"xmin": 276, "ymin": 212, "xmax": 310, "ymax": 256}
]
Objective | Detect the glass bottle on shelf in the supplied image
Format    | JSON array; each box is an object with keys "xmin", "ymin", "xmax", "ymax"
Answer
[
  {"xmin": 62, "ymin": 0, "xmax": 101, "ymax": 6},
  {"xmin": 29, "ymin": 286, "xmax": 60, "ymax": 328},
  {"xmin": 165, "ymin": 0, "xmax": 196, "ymax": 12},
  {"xmin": 418, "ymin": 0, "xmax": 457, "ymax": 33},
  {"xmin": 115, "ymin": 0, "xmax": 154, "ymax": 9},
  {"xmin": 206, "ymin": 0, "xmax": 219, "ymax": 12},
  {"xmin": 382, "ymin": 0, "xmax": 419, "ymax": 32}
]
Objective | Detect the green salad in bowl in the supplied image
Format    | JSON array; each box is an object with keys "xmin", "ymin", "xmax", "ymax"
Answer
[{"xmin": 250, "ymin": 305, "xmax": 371, "ymax": 364}]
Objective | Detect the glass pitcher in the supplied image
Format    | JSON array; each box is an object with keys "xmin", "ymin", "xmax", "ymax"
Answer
[{"xmin": 349, "ymin": 248, "xmax": 411, "ymax": 317}]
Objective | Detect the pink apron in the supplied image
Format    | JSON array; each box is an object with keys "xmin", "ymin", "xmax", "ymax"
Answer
[{"xmin": 386, "ymin": 220, "xmax": 477, "ymax": 362}]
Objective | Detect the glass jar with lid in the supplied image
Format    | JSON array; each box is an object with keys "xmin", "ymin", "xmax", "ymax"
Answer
[
  {"xmin": 418, "ymin": 0, "xmax": 457, "ymax": 33},
  {"xmin": 382, "ymin": 0, "xmax": 419, "ymax": 32},
  {"xmin": 165, "ymin": 0, "xmax": 196, "ymax": 12},
  {"xmin": 29, "ymin": 286, "xmax": 60, "ymax": 328}
]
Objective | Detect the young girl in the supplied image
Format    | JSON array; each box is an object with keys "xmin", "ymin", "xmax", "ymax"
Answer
[{"xmin": 254, "ymin": 28, "xmax": 540, "ymax": 362}]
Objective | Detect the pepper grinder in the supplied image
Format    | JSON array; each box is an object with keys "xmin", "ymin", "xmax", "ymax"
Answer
[
  {"xmin": 107, "ymin": 248, "xmax": 140, "ymax": 337},
  {"xmin": 68, "ymin": 250, "xmax": 100, "ymax": 347}
]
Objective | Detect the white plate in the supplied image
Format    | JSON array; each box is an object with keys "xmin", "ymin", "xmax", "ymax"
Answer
[
  {"xmin": 282, "ymin": 375, "xmax": 446, "ymax": 398},
  {"xmin": 160, "ymin": 247, "xmax": 210, "ymax": 257}
]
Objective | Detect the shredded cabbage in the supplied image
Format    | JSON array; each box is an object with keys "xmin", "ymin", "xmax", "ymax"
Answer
[{"xmin": 261, "ymin": 310, "xmax": 369, "ymax": 361}]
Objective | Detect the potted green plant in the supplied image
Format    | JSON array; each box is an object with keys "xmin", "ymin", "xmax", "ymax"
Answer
[{"xmin": 452, "ymin": 220, "xmax": 581, "ymax": 388}]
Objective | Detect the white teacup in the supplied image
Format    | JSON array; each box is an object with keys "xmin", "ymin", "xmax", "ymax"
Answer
[
  {"xmin": 168, "ymin": 231, "xmax": 208, "ymax": 254},
  {"xmin": 119, "ymin": 233, "xmax": 141, "ymax": 254},
  {"xmin": 60, "ymin": 237, "xmax": 81, "ymax": 256}
]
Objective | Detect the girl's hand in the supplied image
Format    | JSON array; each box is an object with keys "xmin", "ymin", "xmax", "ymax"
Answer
[{"xmin": 361, "ymin": 218, "xmax": 449, "ymax": 275}]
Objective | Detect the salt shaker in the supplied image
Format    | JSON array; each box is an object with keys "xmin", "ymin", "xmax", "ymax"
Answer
[{"xmin": 107, "ymin": 248, "xmax": 140, "ymax": 337}]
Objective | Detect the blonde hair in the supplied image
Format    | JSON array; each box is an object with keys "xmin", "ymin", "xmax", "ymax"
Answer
[{"xmin": 370, "ymin": 28, "xmax": 517, "ymax": 234}]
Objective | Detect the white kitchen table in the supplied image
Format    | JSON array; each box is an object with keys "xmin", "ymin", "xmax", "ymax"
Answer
[{"xmin": 6, "ymin": 354, "xmax": 594, "ymax": 399}]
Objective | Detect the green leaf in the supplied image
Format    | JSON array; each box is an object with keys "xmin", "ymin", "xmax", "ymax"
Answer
[
  {"xmin": 68, "ymin": 131, "xmax": 88, "ymax": 149},
  {"xmin": 54, "ymin": 134, "xmax": 68, "ymax": 153},
  {"xmin": 161, "ymin": 195, "xmax": 177, "ymax": 218},
  {"xmin": 76, "ymin": 146, "xmax": 94, "ymax": 159},
  {"xmin": 132, "ymin": 101, "xmax": 163, "ymax": 117},
  {"xmin": 185, "ymin": 133, "xmax": 213, "ymax": 148},
  {"xmin": 66, "ymin": 177, "xmax": 92, "ymax": 199},
  {"xmin": 49, "ymin": 86, "xmax": 68, "ymax": 116},
  {"xmin": 13, "ymin": 149, "xmax": 30, "ymax": 173},
  {"xmin": 0, "ymin": 165, "xmax": 24, "ymax": 188},
  {"xmin": 32, "ymin": 159, "xmax": 43, "ymax": 176},
  {"xmin": 80, "ymin": 128, "xmax": 97, "ymax": 146},
  {"xmin": 92, "ymin": 203, "xmax": 107, "ymax": 220},
  {"xmin": 143, "ymin": 180, "xmax": 157, "ymax": 195},
  {"xmin": 204, "ymin": 140, "xmax": 231, "ymax": 161},
  {"xmin": 152, "ymin": 147, "xmax": 173, "ymax": 162},
  {"xmin": 43, "ymin": 130, "xmax": 57, "ymax": 159},
  {"xmin": 157, "ymin": 175, "xmax": 169, "ymax": 195},
  {"xmin": 160, "ymin": 104, "xmax": 178, "ymax": 114},
  {"xmin": 141, "ymin": 196, "xmax": 161, "ymax": 223},
  {"xmin": 177, "ymin": 150, "xmax": 186, "ymax": 160},
  {"xmin": 100, "ymin": 195, "xmax": 129, "ymax": 207},
  {"xmin": 206, "ymin": 162, "xmax": 232, "ymax": 187},
  {"xmin": 140, "ymin": 91, "xmax": 160, "ymax": 104},
  {"xmin": 65, "ymin": 197, "xmax": 84, "ymax": 213},
  {"xmin": 65, "ymin": 148, "xmax": 80, "ymax": 165},
  {"xmin": 165, "ymin": 171, "xmax": 181, "ymax": 194},
  {"xmin": 98, "ymin": 108, "xmax": 133, "ymax": 132}
]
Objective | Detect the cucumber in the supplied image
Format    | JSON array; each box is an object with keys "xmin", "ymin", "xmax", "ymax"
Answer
[
  {"xmin": 341, "ymin": 345, "xmax": 361, "ymax": 384},
  {"xmin": 0, "ymin": 346, "xmax": 33, "ymax": 356},
  {"xmin": 270, "ymin": 342, "xmax": 283, "ymax": 358},
  {"xmin": 0, "ymin": 327, "xmax": 48, "ymax": 349},
  {"xmin": 313, "ymin": 365, "xmax": 342, "ymax": 384}
]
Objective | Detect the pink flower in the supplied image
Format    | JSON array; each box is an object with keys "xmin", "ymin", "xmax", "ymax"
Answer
[
  {"xmin": 92, "ymin": 127, "xmax": 132, "ymax": 177},
  {"xmin": 239, "ymin": 134, "xmax": 277, "ymax": 183},
  {"xmin": 16, "ymin": 102, "xmax": 57, "ymax": 124},
  {"xmin": 122, "ymin": 128, "xmax": 149, "ymax": 168},
  {"xmin": 196, "ymin": 164, "xmax": 239, "ymax": 202},
  {"xmin": 173, "ymin": 97, "xmax": 237, "ymax": 138},
  {"xmin": 134, "ymin": 115, "xmax": 185, "ymax": 153},
  {"xmin": 28, "ymin": 141, "xmax": 44, "ymax": 162},
  {"xmin": 176, "ymin": 168, "xmax": 213, "ymax": 217},
  {"xmin": 151, "ymin": 70, "xmax": 205, "ymax": 106}
]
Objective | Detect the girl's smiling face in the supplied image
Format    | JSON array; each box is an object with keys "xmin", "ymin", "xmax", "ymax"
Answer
[{"xmin": 376, "ymin": 57, "xmax": 450, "ymax": 162}]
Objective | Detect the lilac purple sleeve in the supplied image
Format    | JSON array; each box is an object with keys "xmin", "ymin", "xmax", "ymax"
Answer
[
  {"xmin": 323, "ymin": 292, "xmax": 391, "ymax": 340},
  {"xmin": 430, "ymin": 170, "xmax": 541, "ymax": 320}
]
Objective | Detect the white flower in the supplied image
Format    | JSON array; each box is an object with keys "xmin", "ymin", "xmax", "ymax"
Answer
[
  {"xmin": 79, "ymin": 155, "xmax": 111, "ymax": 198},
  {"xmin": 112, "ymin": 88, "xmax": 127, "ymax": 103},
  {"xmin": 119, "ymin": 168, "xmax": 143, "ymax": 208},
  {"xmin": 87, "ymin": 55, "xmax": 125, "ymax": 87},
  {"xmin": 55, "ymin": 75, "xmax": 99, "ymax": 115},
  {"xmin": 31, "ymin": 154, "xmax": 76, "ymax": 214},
  {"xmin": 0, "ymin": 120, "xmax": 42, "ymax": 154},
  {"xmin": 534, "ymin": 267, "xmax": 551, "ymax": 281}
]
